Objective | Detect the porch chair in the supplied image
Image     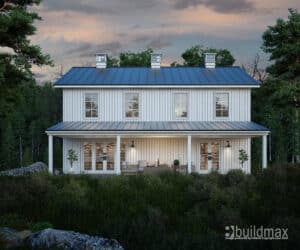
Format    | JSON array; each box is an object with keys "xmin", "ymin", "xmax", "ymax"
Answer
[{"xmin": 138, "ymin": 160, "xmax": 147, "ymax": 174}]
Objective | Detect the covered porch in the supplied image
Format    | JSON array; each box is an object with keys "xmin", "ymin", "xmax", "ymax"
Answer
[{"xmin": 46, "ymin": 121, "xmax": 270, "ymax": 175}]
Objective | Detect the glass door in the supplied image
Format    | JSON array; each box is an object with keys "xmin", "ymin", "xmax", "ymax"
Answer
[{"xmin": 199, "ymin": 143, "xmax": 219, "ymax": 173}]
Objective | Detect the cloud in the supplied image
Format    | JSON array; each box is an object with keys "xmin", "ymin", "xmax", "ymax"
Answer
[
  {"xmin": 146, "ymin": 38, "xmax": 172, "ymax": 49},
  {"xmin": 133, "ymin": 35, "xmax": 172, "ymax": 49},
  {"xmin": 173, "ymin": 0, "xmax": 255, "ymax": 13},
  {"xmin": 42, "ymin": 0, "xmax": 115, "ymax": 14},
  {"xmin": 66, "ymin": 41, "xmax": 123, "ymax": 57}
]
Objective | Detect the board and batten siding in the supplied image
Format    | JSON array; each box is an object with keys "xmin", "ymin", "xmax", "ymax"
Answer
[
  {"xmin": 62, "ymin": 138, "xmax": 251, "ymax": 174},
  {"xmin": 63, "ymin": 88, "xmax": 251, "ymax": 122}
]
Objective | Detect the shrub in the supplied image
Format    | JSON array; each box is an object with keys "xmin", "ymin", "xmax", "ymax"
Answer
[
  {"xmin": 30, "ymin": 222, "xmax": 53, "ymax": 232},
  {"xmin": 0, "ymin": 167, "xmax": 299, "ymax": 250},
  {"xmin": 224, "ymin": 169, "xmax": 246, "ymax": 186}
]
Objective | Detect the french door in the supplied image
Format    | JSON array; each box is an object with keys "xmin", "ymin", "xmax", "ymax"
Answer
[
  {"xmin": 199, "ymin": 142, "xmax": 219, "ymax": 173},
  {"xmin": 84, "ymin": 141, "xmax": 125, "ymax": 173},
  {"xmin": 84, "ymin": 142, "xmax": 116, "ymax": 173}
]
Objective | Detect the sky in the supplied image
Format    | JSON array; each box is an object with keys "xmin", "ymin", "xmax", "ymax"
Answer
[{"xmin": 28, "ymin": 0, "xmax": 300, "ymax": 82}]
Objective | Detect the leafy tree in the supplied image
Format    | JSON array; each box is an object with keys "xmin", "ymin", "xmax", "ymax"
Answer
[
  {"xmin": 67, "ymin": 149, "xmax": 78, "ymax": 168},
  {"xmin": 172, "ymin": 45, "xmax": 235, "ymax": 67},
  {"xmin": 119, "ymin": 49, "xmax": 153, "ymax": 67},
  {"xmin": 107, "ymin": 56, "xmax": 119, "ymax": 67},
  {"xmin": 239, "ymin": 149, "xmax": 249, "ymax": 168}
]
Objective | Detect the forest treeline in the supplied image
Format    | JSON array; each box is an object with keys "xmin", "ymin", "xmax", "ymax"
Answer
[{"xmin": 0, "ymin": 1, "xmax": 299, "ymax": 170}]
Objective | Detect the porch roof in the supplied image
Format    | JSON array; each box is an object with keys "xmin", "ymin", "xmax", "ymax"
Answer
[{"xmin": 47, "ymin": 121, "xmax": 269, "ymax": 134}]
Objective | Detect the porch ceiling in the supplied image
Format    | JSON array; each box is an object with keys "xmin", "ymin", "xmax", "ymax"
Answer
[{"xmin": 46, "ymin": 121, "xmax": 269, "ymax": 138}]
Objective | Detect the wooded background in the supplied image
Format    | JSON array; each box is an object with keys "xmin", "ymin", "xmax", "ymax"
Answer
[{"xmin": 0, "ymin": 1, "xmax": 299, "ymax": 171}]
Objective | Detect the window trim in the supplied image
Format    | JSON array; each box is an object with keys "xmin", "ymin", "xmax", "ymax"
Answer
[
  {"xmin": 83, "ymin": 92, "xmax": 99, "ymax": 120},
  {"xmin": 214, "ymin": 92, "xmax": 230, "ymax": 120},
  {"xmin": 173, "ymin": 92, "xmax": 189, "ymax": 120},
  {"xmin": 124, "ymin": 92, "xmax": 140, "ymax": 120}
]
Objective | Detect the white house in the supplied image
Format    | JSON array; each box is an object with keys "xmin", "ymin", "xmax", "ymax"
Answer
[{"xmin": 46, "ymin": 53, "xmax": 269, "ymax": 175}]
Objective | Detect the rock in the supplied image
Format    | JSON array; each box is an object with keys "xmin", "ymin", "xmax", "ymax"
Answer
[
  {"xmin": 0, "ymin": 162, "xmax": 48, "ymax": 176},
  {"xmin": 24, "ymin": 228, "xmax": 124, "ymax": 250},
  {"xmin": 0, "ymin": 227, "xmax": 23, "ymax": 249},
  {"xmin": 17, "ymin": 230, "xmax": 32, "ymax": 240}
]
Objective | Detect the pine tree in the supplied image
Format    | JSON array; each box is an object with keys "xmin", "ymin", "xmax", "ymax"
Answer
[{"xmin": 0, "ymin": 122, "xmax": 15, "ymax": 169}]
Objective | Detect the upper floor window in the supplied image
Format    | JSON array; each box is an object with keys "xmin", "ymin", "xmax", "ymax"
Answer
[
  {"xmin": 215, "ymin": 93, "xmax": 229, "ymax": 118},
  {"xmin": 85, "ymin": 93, "xmax": 98, "ymax": 118},
  {"xmin": 174, "ymin": 93, "xmax": 188, "ymax": 118},
  {"xmin": 125, "ymin": 93, "xmax": 139, "ymax": 118}
]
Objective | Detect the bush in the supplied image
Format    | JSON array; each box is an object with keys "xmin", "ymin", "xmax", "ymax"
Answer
[
  {"xmin": 224, "ymin": 169, "xmax": 246, "ymax": 186},
  {"xmin": 29, "ymin": 222, "xmax": 53, "ymax": 232}
]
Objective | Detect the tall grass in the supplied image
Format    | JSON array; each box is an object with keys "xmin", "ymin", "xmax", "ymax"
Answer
[{"xmin": 0, "ymin": 166, "xmax": 299, "ymax": 250}]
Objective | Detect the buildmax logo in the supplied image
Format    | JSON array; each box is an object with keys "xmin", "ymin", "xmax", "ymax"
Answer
[{"xmin": 225, "ymin": 225, "xmax": 288, "ymax": 240}]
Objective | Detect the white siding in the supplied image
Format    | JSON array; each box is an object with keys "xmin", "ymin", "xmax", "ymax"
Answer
[
  {"xmin": 62, "ymin": 137, "xmax": 251, "ymax": 174},
  {"xmin": 63, "ymin": 88, "xmax": 251, "ymax": 122}
]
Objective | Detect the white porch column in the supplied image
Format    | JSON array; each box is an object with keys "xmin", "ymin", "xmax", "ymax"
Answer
[
  {"xmin": 48, "ymin": 135, "xmax": 53, "ymax": 174},
  {"xmin": 115, "ymin": 135, "xmax": 121, "ymax": 175},
  {"xmin": 262, "ymin": 135, "xmax": 267, "ymax": 169},
  {"xmin": 187, "ymin": 135, "xmax": 192, "ymax": 173}
]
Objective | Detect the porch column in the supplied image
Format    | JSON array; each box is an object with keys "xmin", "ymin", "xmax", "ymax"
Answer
[
  {"xmin": 187, "ymin": 135, "xmax": 192, "ymax": 173},
  {"xmin": 115, "ymin": 135, "xmax": 121, "ymax": 175},
  {"xmin": 262, "ymin": 135, "xmax": 267, "ymax": 169},
  {"xmin": 48, "ymin": 135, "xmax": 53, "ymax": 174}
]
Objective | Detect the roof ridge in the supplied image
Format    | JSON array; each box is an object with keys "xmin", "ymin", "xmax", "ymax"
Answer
[{"xmin": 70, "ymin": 66, "xmax": 242, "ymax": 69}]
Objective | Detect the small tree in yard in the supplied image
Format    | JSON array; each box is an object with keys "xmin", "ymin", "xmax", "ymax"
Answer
[
  {"xmin": 67, "ymin": 149, "xmax": 78, "ymax": 169},
  {"xmin": 239, "ymin": 149, "xmax": 248, "ymax": 169}
]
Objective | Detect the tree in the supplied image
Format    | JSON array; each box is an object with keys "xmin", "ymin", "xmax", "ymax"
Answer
[
  {"xmin": 172, "ymin": 45, "xmax": 235, "ymax": 67},
  {"xmin": 67, "ymin": 149, "xmax": 78, "ymax": 169},
  {"xmin": 119, "ymin": 49, "xmax": 153, "ymax": 67},
  {"xmin": 0, "ymin": 121, "xmax": 15, "ymax": 169},
  {"xmin": 259, "ymin": 8, "xmax": 300, "ymax": 163},
  {"xmin": 239, "ymin": 149, "xmax": 249, "ymax": 169},
  {"xmin": 262, "ymin": 9, "xmax": 300, "ymax": 79},
  {"xmin": 0, "ymin": 0, "xmax": 52, "ymax": 119},
  {"xmin": 107, "ymin": 56, "xmax": 119, "ymax": 67},
  {"xmin": 242, "ymin": 53, "xmax": 267, "ymax": 83}
]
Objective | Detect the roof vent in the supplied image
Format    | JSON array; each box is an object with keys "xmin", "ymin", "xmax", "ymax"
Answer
[
  {"xmin": 151, "ymin": 53, "xmax": 162, "ymax": 69},
  {"xmin": 205, "ymin": 53, "xmax": 216, "ymax": 69},
  {"xmin": 96, "ymin": 53, "xmax": 107, "ymax": 69}
]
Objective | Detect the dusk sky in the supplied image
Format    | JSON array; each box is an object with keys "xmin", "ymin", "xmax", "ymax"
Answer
[{"xmin": 30, "ymin": 0, "xmax": 300, "ymax": 82}]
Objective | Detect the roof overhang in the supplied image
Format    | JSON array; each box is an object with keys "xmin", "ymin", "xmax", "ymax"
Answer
[
  {"xmin": 46, "ymin": 130, "xmax": 269, "ymax": 138},
  {"xmin": 46, "ymin": 121, "xmax": 269, "ymax": 138},
  {"xmin": 54, "ymin": 84, "xmax": 260, "ymax": 89}
]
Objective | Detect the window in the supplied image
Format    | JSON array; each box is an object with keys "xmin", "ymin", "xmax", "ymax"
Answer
[
  {"xmin": 125, "ymin": 93, "xmax": 139, "ymax": 118},
  {"xmin": 85, "ymin": 93, "xmax": 98, "ymax": 118},
  {"xmin": 215, "ymin": 93, "xmax": 229, "ymax": 118},
  {"xmin": 174, "ymin": 93, "xmax": 188, "ymax": 118}
]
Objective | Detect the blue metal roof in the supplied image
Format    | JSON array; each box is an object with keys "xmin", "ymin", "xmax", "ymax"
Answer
[
  {"xmin": 47, "ymin": 121, "xmax": 269, "ymax": 132},
  {"xmin": 55, "ymin": 66, "xmax": 259, "ymax": 86}
]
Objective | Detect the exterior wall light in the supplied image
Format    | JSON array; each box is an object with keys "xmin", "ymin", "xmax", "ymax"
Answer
[
  {"xmin": 130, "ymin": 140, "xmax": 135, "ymax": 148},
  {"xmin": 226, "ymin": 140, "xmax": 231, "ymax": 148}
]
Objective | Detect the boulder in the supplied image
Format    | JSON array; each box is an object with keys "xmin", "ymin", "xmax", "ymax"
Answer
[
  {"xmin": 0, "ymin": 227, "xmax": 23, "ymax": 249},
  {"xmin": 24, "ymin": 228, "xmax": 123, "ymax": 250},
  {"xmin": 0, "ymin": 162, "xmax": 48, "ymax": 176}
]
